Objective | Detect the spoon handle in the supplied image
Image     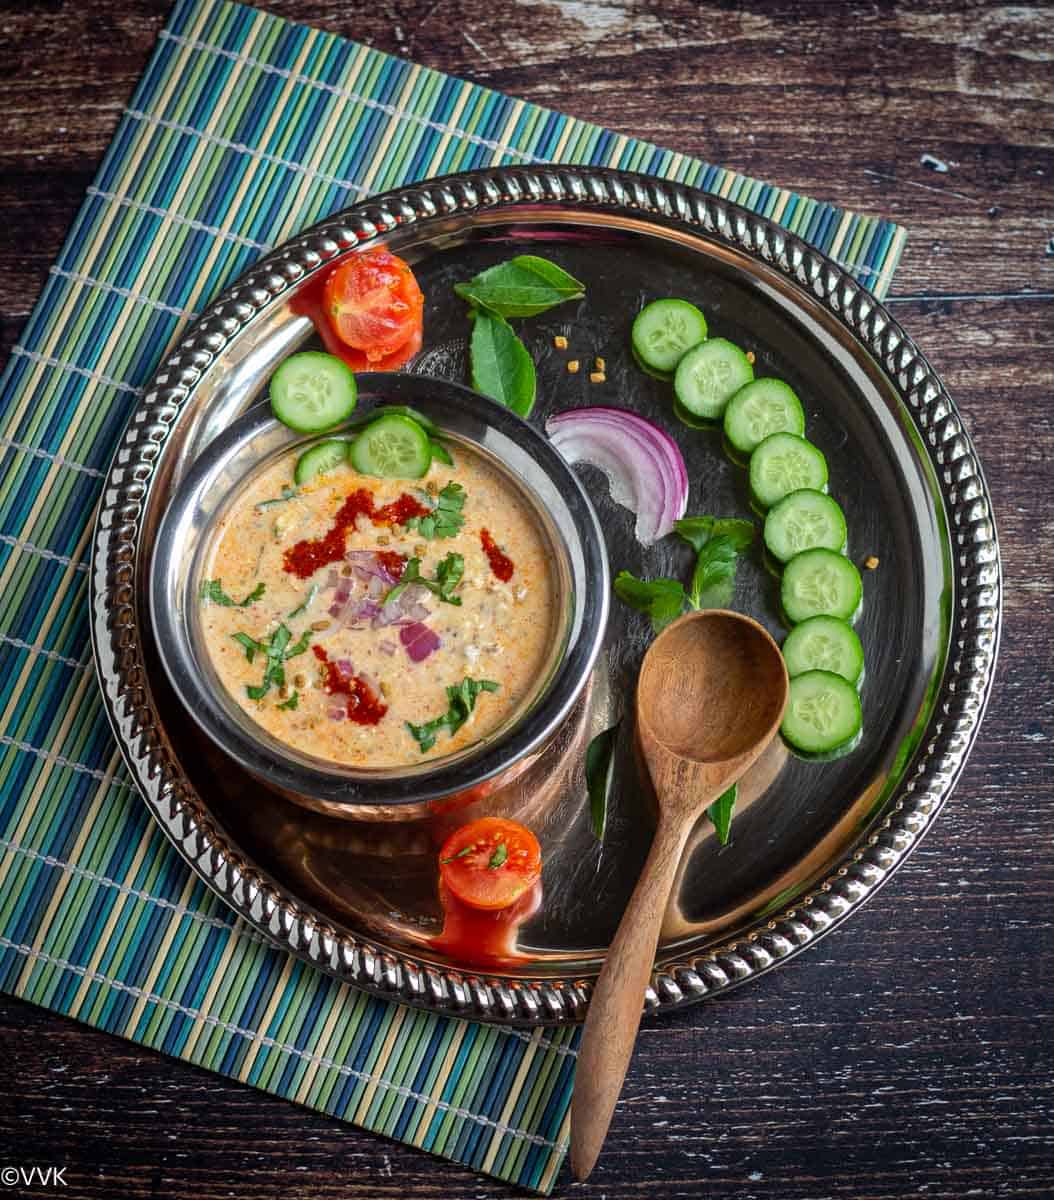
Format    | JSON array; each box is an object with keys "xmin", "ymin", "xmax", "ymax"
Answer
[{"xmin": 570, "ymin": 815, "xmax": 691, "ymax": 1181}]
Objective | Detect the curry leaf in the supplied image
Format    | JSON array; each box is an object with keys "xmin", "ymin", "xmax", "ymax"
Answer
[
  {"xmin": 707, "ymin": 784, "xmax": 737, "ymax": 845},
  {"xmin": 455, "ymin": 255, "xmax": 585, "ymax": 318},
  {"xmin": 470, "ymin": 309, "xmax": 536, "ymax": 417},
  {"xmin": 586, "ymin": 722, "xmax": 620, "ymax": 842}
]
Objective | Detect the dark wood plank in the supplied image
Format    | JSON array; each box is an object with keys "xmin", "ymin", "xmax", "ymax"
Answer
[{"xmin": 0, "ymin": 1, "xmax": 1051, "ymax": 1197}]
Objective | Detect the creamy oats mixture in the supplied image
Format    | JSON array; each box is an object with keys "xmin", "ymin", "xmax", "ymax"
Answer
[{"xmin": 199, "ymin": 444, "xmax": 558, "ymax": 767}]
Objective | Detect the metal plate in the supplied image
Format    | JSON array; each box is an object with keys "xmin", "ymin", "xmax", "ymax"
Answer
[{"xmin": 90, "ymin": 167, "xmax": 1001, "ymax": 1025}]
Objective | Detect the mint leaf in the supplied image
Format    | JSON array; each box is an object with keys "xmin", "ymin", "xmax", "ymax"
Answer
[
  {"xmin": 613, "ymin": 571, "xmax": 687, "ymax": 633},
  {"xmin": 689, "ymin": 534, "xmax": 742, "ymax": 610},
  {"xmin": 586, "ymin": 722, "xmax": 620, "ymax": 842},
  {"xmin": 201, "ymin": 579, "xmax": 265, "ymax": 607},
  {"xmin": 406, "ymin": 677, "xmax": 500, "ymax": 752},
  {"xmin": 707, "ymin": 784, "xmax": 737, "ymax": 845},
  {"xmin": 470, "ymin": 309, "xmax": 536, "ymax": 416},
  {"xmin": 672, "ymin": 516, "xmax": 715, "ymax": 553},
  {"xmin": 454, "ymin": 255, "xmax": 585, "ymax": 318}
]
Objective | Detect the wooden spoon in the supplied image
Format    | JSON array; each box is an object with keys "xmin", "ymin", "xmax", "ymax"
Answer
[{"xmin": 570, "ymin": 610, "xmax": 789, "ymax": 1181}]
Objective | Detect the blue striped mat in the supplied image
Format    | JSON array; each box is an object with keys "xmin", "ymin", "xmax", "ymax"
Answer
[{"xmin": 0, "ymin": 0, "xmax": 904, "ymax": 1189}]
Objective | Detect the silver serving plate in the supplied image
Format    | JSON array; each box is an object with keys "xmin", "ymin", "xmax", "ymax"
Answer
[{"xmin": 90, "ymin": 167, "xmax": 1001, "ymax": 1026}]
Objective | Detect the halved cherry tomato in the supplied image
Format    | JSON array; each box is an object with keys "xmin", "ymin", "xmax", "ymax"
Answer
[
  {"xmin": 438, "ymin": 817, "xmax": 541, "ymax": 912},
  {"xmin": 323, "ymin": 247, "xmax": 424, "ymax": 363}
]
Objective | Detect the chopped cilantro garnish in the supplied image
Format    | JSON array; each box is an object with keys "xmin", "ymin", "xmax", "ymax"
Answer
[
  {"xmin": 404, "ymin": 481, "xmax": 466, "ymax": 540},
  {"xmin": 406, "ymin": 677, "xmax": 499, "ymax": 752},
  {"xmin": 440, "ymin": 843, "xmax": 474, "ymax": 865},
  {"xmin": 277, "ymin": 691, "xmax": 300, "ymax": 711},
  {"xmin": 234, "ymin": 623, "xmax": 312, "ymax": 701},
  {"xmin": 287, "ymin": 583, "xmax": 318, "ymax": 619},
  {"xmin": 487, "ymin": 842, "xmax": 508, "ymax": 870},
  {"xmin": 383, "ymin": 552, "xmax": 464, "ymax": 608},
  {"xmin": 201, "ymin": 579, "xmax": 265, "ymax": 607},
  {"xmin": 255, "ymin": 486, "xmax": 298, "ymax": 511}
]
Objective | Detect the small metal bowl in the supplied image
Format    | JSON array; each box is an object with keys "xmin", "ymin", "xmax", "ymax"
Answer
[{"xmin": 150, "ymin": 372, "xmax": 609, "ymax": 821}]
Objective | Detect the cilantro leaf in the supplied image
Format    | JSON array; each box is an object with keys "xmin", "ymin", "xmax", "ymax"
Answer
[
  {"xmin": 287, "ymin": 583, "xmax": 318, "ymax": 619},
  {"xmin": 201, "ymin": 579, "xmax": 266, "ymax": 607},
  {"xmin": 277, "ymin": 691, "xmax": 299, "ymax": 711},
  {"xmin": 707, "ymin": 784, "xmax": 737, "ymax": 845},
  {"xmin": 240, "ymin": 623, "xmax": 312, "ymax": 701},
  {"xmin": 406, "ymin": 482, "xmax": 466, "ymax": 541},
  {"xmin": 255, "ymin": 486, "xmax": 298, "ymax": 511},
  {"xmin": 231, "ymin": 632, "xmax": 267, "ymax": 663},
  {"xmin": 440, "ymin": 844, "xmax": 474, "ymax": 865},
  {"xmin": 487, "ymin": 842, "xmax": 508, "ymax": 870},
  {"xmin": 406, "ymin": 678, "xmax": 500, "ymax": 752},
  {"xmin": 383, "ymin": 553, "xmax": 464, "ymax": 609},
  {"xmin": 613, "ymin": 571, "xmax": 687, "ymax": 633}
]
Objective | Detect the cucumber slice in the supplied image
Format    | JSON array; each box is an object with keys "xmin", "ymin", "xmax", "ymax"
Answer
[
  {"xmin": 724, "ymin": 379, "xmax": 805, "ymax": 456},
  {"xmin": 674, "ymin": 338, "xmax": 754, "ymax": 421},
  {"xmin": 270, "ymin": 352, "xmax": 357, "ymax": 433},
  {"xmin": 294, "ymin": 439, "xmax": 350, "ymax": 485},
  {"xmin": 749, "ymin": 433, "xmax": 829, "ymax": 509},
  {"xmin": 631, "ymin": 342, "xmax": 673, "ymax": 383},
  {"xmin": 781, "ymin": 548, "xmax": 862, "ymax": 624},
  {"xmin": 631, "ymin": 299, "xmax": 708, "ymax": 375},
  {"xmin": 781, "ymin": 670, "xmax": 863, "ymax": 756},
  {"xmin": 764, "ymin": 489, "xmax": 847, "ymax": 563},
  {"xmin": 349, "ymin": 413, "xmax": 432, "ymax": 479},
  {"xmin": 782, "ymin": 616, "xmax": 864, "ymax": 686}
]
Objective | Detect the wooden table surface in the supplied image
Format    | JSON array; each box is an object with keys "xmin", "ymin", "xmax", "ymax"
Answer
[{"xmin": 1, "ymin": 2, "xmax": 1051, "ymax": 1197}]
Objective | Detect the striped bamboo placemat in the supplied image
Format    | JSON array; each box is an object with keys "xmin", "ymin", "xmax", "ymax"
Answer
[{"xmin": 0, "ymin": 0, "xmax": 905, "ymax": 1189}]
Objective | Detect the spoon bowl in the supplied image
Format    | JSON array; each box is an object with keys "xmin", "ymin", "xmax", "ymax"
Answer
[
  {"xmin": 638, "ymin": 611, "xmax": 790, "ymax": 764},
  {"xmin": 571, "ymin": 610, "xmax": 789, "ymax": 1181}
]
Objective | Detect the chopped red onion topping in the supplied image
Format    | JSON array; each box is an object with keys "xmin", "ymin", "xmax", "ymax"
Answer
[{"xmin": 399, "ymin": 622, "xmax": 441, "ymax": 663}]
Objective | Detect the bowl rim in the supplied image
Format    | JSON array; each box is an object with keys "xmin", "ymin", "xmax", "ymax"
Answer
[{"xmin": 149, "ymin": 371, "xmax": 610, "ymax": 809}]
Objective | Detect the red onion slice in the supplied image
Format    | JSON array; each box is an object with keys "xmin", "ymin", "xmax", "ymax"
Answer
[
  {"xmin": 346, "ymin": 549, "xmax": 400, "ymax": 586},
  {"xmin": 545, "ymin": 407, "xmax": 688, "ymax": 545},
  {"xmin": 399, "ymin": 622, "xmax": 441, "ymax": 663}
]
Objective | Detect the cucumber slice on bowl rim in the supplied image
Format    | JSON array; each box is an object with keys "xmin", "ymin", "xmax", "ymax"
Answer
[
  {"xmin": 293, "ymin": 439, "xmax": 351, "ymax": 485},
  {"xmin": 349, "ymin": 412, "xmax": 432, "ymax": 479},
  {"xmin": 270, "ymin": 351, "xmax": 358, "ymax": 433}
]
